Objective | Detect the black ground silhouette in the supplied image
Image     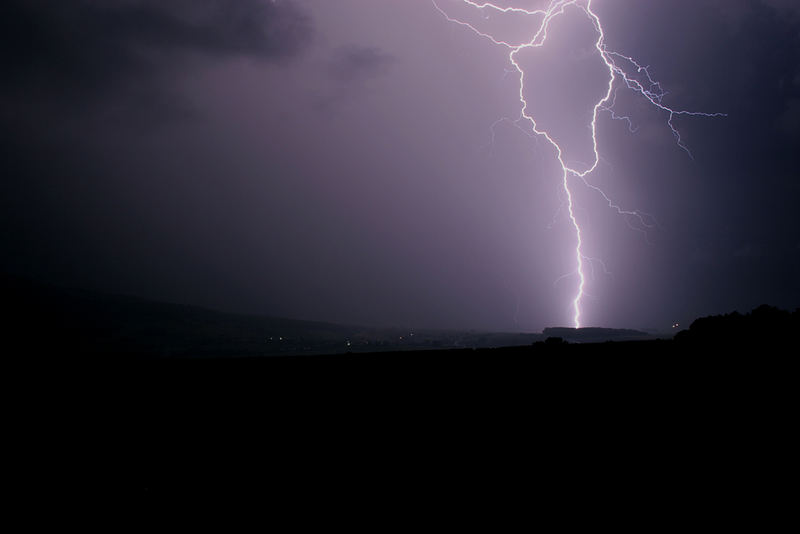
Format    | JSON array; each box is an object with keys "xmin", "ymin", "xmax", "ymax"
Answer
[
  {"xmin": 7, "ymin": 273, "xmax": 795, "ymax": 513},
  {"xmin": 675, "ymin": 304, "xmax": 799, "ymax": 348}
]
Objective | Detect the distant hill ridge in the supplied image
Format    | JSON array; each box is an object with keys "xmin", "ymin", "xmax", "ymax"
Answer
[
  {"xmin": 4, "ymin": 272, "xmax": 797, "ymax": 358},
  {"xmin": 0, "ymin": 273, "xmax": 540, "ymax": 357},
  {"xmin": 542, "ymin": 327, "xmax": 655, "ymax": 344}
]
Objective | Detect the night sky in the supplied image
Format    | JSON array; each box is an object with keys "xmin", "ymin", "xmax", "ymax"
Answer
[{"xmin": 2, "ymin": 0, "xmax": 798, "ymax": 332}]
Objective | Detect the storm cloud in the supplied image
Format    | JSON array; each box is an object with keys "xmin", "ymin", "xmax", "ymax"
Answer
[
  {"xmin": 0, "ymin": 0, "xmax": 312, "ymax": 101},
  {"xmin": 1, "ymin": 0, "xmax": 798, "ymax": 332}
]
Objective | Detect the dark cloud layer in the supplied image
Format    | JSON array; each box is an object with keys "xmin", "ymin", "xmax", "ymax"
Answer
[{"xmin": 0, "ymin": 0, "xmax": 312, "ymax": 98}]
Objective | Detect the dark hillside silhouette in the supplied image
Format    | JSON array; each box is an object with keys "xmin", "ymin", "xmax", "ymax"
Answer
[
  {"xmin": 3, "ymin": 273, "xmax": 364, "ymax": 358},
  {"xmin": 5, "ymin": 272, "xmax": 797, "ymax": 360},
  {"xmin": 674, "ymin": 305, "xmax": 799, "ymax": 348},
  {"xmin": 2, "ymin": 273, "xmax": 549, "ymax": 358}
]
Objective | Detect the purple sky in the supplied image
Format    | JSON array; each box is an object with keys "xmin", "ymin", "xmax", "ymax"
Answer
[{"xmin": 2, "ymin": 0, "xmax": 799, "ymax": 332}]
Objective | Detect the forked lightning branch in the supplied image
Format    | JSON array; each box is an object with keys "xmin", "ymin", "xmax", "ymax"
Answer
[{"xmin": 432, "ymin": 0, "xmax": 725, "ymax": 327}]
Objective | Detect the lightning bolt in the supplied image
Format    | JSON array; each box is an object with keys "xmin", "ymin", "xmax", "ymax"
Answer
[{"xmin": 433, "ymin": 0, "xmax": 725, "ymax": 328}]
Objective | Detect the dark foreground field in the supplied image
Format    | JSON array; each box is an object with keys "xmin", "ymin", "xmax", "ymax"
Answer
[
  {"xmin": 22, "ymin": 340, "xmax": 793, "ymax": 522},
  {"xmin": 7, "ymin": 275, "xmax": 795, "ymax": 523}
]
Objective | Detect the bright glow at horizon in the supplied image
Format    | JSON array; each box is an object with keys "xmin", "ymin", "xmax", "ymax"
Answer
[{"xmin": 432, "ymin": 0, "xmax": 725, "ymax": 328}]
